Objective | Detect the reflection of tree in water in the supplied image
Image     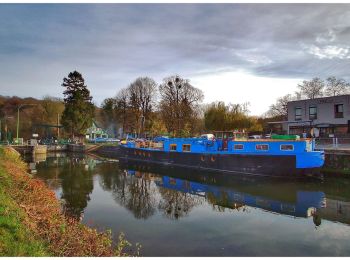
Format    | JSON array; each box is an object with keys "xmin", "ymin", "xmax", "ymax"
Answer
[
  {"xmin": 100, "ymin": 166, "xmax": 203, "ymax": 220},
  {"xmin": 99, "ymin": 164, "xmax": 250, "ymax": 220},
  {"xmin": 99, "ymin": 167, "xmax": 157, "ymax": 219},
  {"xmin": 125, "ymin": 175, "xmax": 156, "ymax": 219},
  {"xmin": 59, "ymin": 157, "xmax": 94, "ymax": 219},
  {"xmin": 35, "ymin": 159, "xmax": 63, "ymax": 190},
  {"xmin": 157, "ymin": 187, "xmax": 201, "ymax": 220},
  {"xmin": 206, "ymin": 191, "xmax": 247, "ymax": 213}
]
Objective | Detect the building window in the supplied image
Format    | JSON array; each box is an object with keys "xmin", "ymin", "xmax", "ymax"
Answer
[
  {"xmin": 309, "ymin": 106, "xmax": 317, "ymax": 120},
  {"xmin": 234, "ymin": 144, "xmax": 244, "ymax": 150},
  {"xmin": 280, "ymin": 144, "xmax": 294, "ymax": 151},
  {"xmin": 256, "ymin": 144, "xmax": 269, "ymax": 151},
  {"xmin": 295, "ymin": 107, "xmax": 302, "ymax": 121},
  {"xmin": 170, "ymin": 144, "xmax": 177, "ymax": 151},
  {"xmin": 335, "ymin": 104, "xmax": 344, "ymax": 118},
  {"xmin": 182, "ymin": 144, "xmax": 191, "ymax": 152}
]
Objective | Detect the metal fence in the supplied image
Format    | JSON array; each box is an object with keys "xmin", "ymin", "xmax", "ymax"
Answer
[{"xmin": 315, "ymin": 138, "xmax": 350, "ymax": 149}]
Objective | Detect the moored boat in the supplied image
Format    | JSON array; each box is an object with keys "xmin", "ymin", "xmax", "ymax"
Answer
[{"xmin": 119, "ymin": 131, "xmax": 325, "ymax": 178}]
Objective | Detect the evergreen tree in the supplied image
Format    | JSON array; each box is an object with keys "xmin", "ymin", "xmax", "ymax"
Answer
[{"xmin": 61, "ymin": 71, "xmax": 94, "ymax": 138}]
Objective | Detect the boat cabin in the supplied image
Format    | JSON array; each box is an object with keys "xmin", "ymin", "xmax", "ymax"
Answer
[
  {"xmin": 213, "ymin": 131, "xmax": 247, "ymax": 151},
  {"xmin": 213, "ymin": 131, "xmax": 246, "ymax": 140}
]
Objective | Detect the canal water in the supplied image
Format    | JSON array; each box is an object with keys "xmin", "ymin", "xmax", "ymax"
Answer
[{"xmin": 26, "ymin": 153, "xmax": 350, "ymax": 256}]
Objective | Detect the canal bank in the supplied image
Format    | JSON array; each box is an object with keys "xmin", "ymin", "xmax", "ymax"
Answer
[
  {"xmin": 0, "ymin": 146, "xmax": 135, "ymax": 256},
  {"xmin": 11, "ymin": 143, "xmax": 88, "ymax": 155},
  {"xmin": 321, "ymin": 149, "xmax": 350, "ymax": 177}
]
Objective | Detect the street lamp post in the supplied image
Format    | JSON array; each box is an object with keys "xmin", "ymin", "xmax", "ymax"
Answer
[{"xmin": 16, "ymin": 104, "xmax": 35, "ymax": 144}]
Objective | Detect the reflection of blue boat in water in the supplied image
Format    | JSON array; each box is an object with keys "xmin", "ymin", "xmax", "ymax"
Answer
[
  {"xmin": 154, "ymin": 176, "xmax": 326, "ymax": 218},
  {"xmin": 120, "ymin": 131, "xmax": 325, "ymax": 178},
  {"xmin": 122, "ymin": 161, "xmax": 326, "ymax": 220}
]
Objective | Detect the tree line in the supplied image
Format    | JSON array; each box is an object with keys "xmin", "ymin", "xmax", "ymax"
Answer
[
  {"xmin": 6, "ymin": 71, "xmax": 344, "ymax": 141},
  {"xmin": 98, "ymin": 74, "xmax": 263, "ymax": 138},
  {"xmin": 0, "ymin": 96, "xmax": 65, "ymax": 141},
  {"xmin": 4, "ymin": 71, "xmax": 258, "ymax": 141},
  {"xmin": 98, "ymin": 75, "xmax": 205, "ymax": 137}
]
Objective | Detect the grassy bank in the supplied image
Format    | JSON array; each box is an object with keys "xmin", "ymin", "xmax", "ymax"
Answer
[
  {"xmin": 0, "ymin": 164, "xmax": 48, "ymax": 256},
  {"xmin": 0, "ymin": 146, "xmax": 137, "ymax": 256}
]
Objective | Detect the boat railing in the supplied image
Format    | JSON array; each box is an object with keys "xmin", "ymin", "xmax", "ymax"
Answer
[{"xmin": 230, "ymin": 138, "xmax": 313, "ymax": 142}]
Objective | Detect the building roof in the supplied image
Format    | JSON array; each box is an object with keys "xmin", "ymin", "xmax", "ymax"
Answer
[
  {"xmin": 288, "ymin": 94, "xmax": 350, "ymax": 104},
  {"xmin": 268, "ymin": 120, "xmax": 312, "ymax": 124}
]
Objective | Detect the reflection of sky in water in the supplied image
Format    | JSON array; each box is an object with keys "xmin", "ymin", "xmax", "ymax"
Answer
[
  {"xmin": 33, "ymin": 154, "xmax": 350, "ymax": 256},
  {"xmin": 85, "ymin": 177, "xmax": 350, "ymax": 256}
]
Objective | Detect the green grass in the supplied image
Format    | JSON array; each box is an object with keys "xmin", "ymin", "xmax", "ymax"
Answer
[
  {"xmin": 0, "ymin": 150, "xmax": 49, "ymax": 256},
  {"xmin": 0, "ymin": 147, "xmax": 138, "ymax": 256}
]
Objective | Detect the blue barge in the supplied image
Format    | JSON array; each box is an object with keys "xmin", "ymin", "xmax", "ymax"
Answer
[{"xmin": 120, "ymin": 131, "xmax": 325, "ymax": 178}]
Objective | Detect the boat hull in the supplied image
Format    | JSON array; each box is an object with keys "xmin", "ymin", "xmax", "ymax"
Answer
[{"xmin": 119, "ymin": 146, "xmax": 322, "ymax": 178}]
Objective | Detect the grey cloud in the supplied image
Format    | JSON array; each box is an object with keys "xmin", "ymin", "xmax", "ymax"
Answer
[{"xmin": 1, "ymin": 4, "xmax": 350, "ymax": 104}]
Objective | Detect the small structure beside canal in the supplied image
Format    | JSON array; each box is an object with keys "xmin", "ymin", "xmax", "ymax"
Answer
[{"xmin": 85, "ymin": 121, "xmax": 109, "ymax": 141}]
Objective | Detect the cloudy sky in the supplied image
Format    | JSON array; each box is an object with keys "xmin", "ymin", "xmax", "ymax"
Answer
[{"xmin": 1, "ymin": 4, "xmax": 350, "ymax": 115}]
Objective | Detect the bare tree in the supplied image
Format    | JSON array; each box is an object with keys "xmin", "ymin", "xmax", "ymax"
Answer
[
  {"xmin": 267, "ymin": 94, "xmax": 296, "ymax": 119},
  {"xmin": 325, "ymin": 76, "xmax": 350, "ymax": 96},
  {"xmin": 297, "ymin": 77, "xmax": 325, "ymax": 99},
  {"xmin": 115, "ymin": 88, "xmax": 130, "ymax": 136},
  {"xmin": 159, "ymin": 75, "xmax": 204, "ymax": 136},
  {"xmin": 128, "ymin": 77, "xmax": 158, "ymax": 136}
]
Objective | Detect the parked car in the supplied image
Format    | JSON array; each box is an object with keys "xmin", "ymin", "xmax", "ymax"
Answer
[
  {"xmin": 248, "ymin": 135, "xmax": 262, "ymax": 139},
  {"xmin": 89, "ymin": 137, "xmax": 120, "ymax": 143},
  {"xmin": 106, "ymin": 138, "xmax": 120, "ymax": 142}
]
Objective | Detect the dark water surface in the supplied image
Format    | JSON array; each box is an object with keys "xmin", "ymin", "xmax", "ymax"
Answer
[{"xmin": 27, "ymin": 153, "xmax": 350, "ymax": 256}]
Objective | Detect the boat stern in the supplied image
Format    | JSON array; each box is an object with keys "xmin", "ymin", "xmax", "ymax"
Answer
[{"xmin": 296, "ymin": 150, "xmax": 325, "ymax": 170}]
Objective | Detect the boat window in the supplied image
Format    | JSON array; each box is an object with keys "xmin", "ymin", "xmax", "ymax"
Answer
[
  {"xmin": 234, "ymin": 144, "xmax": 244, "ymax": 150},
  {"xmin": 170, "ymin": 144, "xmax": 177, "ymax": 151},
  {"xmin": 182, "ymin": 144, "xmax": 191, "ymax": 152},
  {"xmin": 280, "ymin": 144, "xmax": 294, "ymax": 151},
  {"xmin": 256, "ymin": 144, "xmax": 269, "ymax": 151}
]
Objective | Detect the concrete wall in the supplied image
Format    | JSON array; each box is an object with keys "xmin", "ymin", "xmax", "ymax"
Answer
[
  {"xmin": 94, "ymin": 145, "xmax": 121, "ymax": 159},
  {"xmin": 319, "ymin": 199, "xmax": 350, "ymax": 225}
]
